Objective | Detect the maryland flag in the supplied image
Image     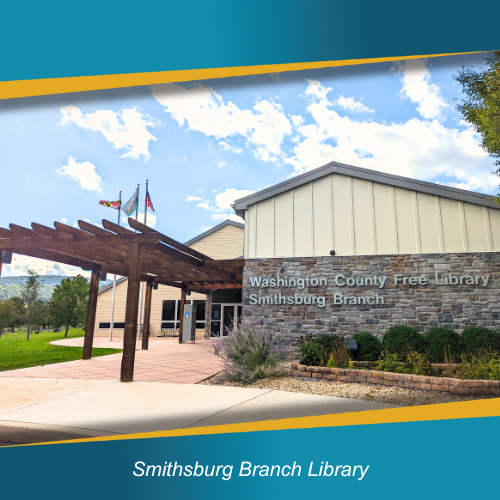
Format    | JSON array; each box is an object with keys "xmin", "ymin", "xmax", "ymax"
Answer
[{"xmin": 99, "ymin": 200, "xmax": 121, "ymax": 210}]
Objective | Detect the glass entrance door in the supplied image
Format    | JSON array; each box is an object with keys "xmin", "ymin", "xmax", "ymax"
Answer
[
  {"xmin": 211, "ymin": 303, "xmax": 242, "ymax": 337},
  {"xmin": 222, "ymin": 305, "xmax": 235, "ymax": 336}
]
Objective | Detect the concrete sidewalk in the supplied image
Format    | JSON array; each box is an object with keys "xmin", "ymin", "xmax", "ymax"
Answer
[{"xmin": 0, "ymin": 377, "xmax": 398, "ymax": 445}]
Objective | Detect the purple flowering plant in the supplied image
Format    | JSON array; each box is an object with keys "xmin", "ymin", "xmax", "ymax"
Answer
[{"xmin": 212, "ymin": 320, "xmax": 293, "ymax": 382}]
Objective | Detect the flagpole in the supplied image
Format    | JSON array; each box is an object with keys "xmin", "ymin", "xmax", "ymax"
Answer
[
  {"xmin": 144, "ymin": 179, "xmax": 149, "ymax": 226},
  {"xmin": 109, "ymin": 190, "xmax": 122, "ymax": 342},
  {"xmin": 136, "ymin": 183, "xmax": 140, "ymax": 222},
  {"xmin": 136, "ymin": 183, "xmax": 142, "ymax": 340},
  {"xmin": 138, "ymin": 181, "xmax": 148, "ymax": 341}
]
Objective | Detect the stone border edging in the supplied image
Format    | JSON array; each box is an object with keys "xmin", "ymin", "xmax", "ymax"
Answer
[{"xmin": 290, "ymin": 363, "xmax": 500, "ymax": 396}]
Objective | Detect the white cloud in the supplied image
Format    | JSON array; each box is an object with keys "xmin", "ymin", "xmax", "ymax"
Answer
[
  {"xmin": 58, "ymin": 156, "xmax": 102, "ymax": 192},
  {"xmin": 185, "ymin": 187, "xmax": 253, "ymax": 223},
  {"xmin": 211, "ymin": 213, "xmax": 245, "ymax": 224},
  {"xmin": 196, "ymin": 202, "xmax": 213, "ymax": 211},
  {"xmin": 214, "ymin": 188, "xmax": 254, "ymax": 211},
  {"xmin": 60, "ymin": 217, "xmax": 68, "ymax": 224},
  {"xmin": 151, "ymin": 83, "xmax": 292, "ymax": 163},
  {"xmin": 291, "ymin": 115, "xmax": 304, "ymax": 127},
  {"xmin": 333, "ymin": 95, "xmax": 374, "ymax": 113},
  {"xmin": 392, "ymin": 59, "xmax": 448, "ymax": 120},
  {"xmin": 219, "ymin": 140, "xmax": 243, "ymax": 154},
  {"xmin": 217, "ymin": 161, "xmax": 226, "ymax": 169},
  {"xmin": 285, "ymin": 79, "xmax": 494, "ymax": 192},
  {"xmin": 60, "ymin": 105, "xmax": 158, "ymax": 161},
  {"xmin": 2, "ymin": 254, "xmax": 90, "ymax": 278}
]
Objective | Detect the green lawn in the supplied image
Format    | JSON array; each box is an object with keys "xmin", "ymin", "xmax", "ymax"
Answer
[{"xmin": 0, "ymin": 329, "xmax": 122, "ymax": 372}]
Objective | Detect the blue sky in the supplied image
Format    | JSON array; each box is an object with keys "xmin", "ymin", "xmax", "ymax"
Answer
[{"xmin": 0, "ymin": 52, "xmax": 496, "ymax": 277}]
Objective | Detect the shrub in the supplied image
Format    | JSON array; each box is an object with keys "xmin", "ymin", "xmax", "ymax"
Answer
[
  {"xmin": 353, "ymin": 332, "xmax": 382, "ymax": 361},
  {"xmin": 424, "ymin": 327, "xmax": 462, "ymax": 363},
  {"xmin": 375, "ymin": 351, "xmax": 399, "ymax": 372},
  {"xmin": 382, "ymin": 325, "xmax": 427, "ymax": 359},
  {"xmin": 299, "ymin": 341, "xmax": 324, "ymax": 366},
  {"xmin": 212, "ymin": 320, "xmax": 292, "ymax": 382},
  {"xmin": 460, "ymin": 326, "xmax": 500, "ymax": 355},
  {"xmin": 299, "ymin": 334, "xmax": 344, "ymax": 366},
  {"xmin": 326, "ymin": 340, "xmax": 351, "ymax": 368},
  {"xmin": 458, "ymin": 349, "xmax": 500, "ymax": 380},
  {"xmin": 405, "ymin": 351, "xmax": 434, "ymax": 376}
]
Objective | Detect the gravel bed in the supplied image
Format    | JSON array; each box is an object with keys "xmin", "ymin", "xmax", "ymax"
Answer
[{"xmin": 201, "ymin": 373, "xmax": 488, "ymax": 406}]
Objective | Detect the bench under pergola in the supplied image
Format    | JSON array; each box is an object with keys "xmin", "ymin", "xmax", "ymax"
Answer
[{"xmin": 0, "ymin": 218, "xmax": 244, "ymax": 381}]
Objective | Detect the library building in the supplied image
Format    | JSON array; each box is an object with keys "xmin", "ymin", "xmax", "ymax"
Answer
[{"xmin": 95, "ymin": 161, "xmax": 500, "ymax": 342}]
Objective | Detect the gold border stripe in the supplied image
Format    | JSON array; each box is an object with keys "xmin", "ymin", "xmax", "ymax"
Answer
[
  {"xmin": 14, "ymin": 396, "xmax": 500, "ymax": 447},
  {"xmin": 0, "ymin": 52, "xmax": 483, "ymax": 100}
]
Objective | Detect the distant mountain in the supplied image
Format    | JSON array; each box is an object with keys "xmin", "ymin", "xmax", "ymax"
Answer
[{"xmin": 0, "ymin": 275, "xmax": 111, "ymax": 302}]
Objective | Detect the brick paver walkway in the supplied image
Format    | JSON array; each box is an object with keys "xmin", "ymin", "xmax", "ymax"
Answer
[{"xmin": 0, "ymin": 337, "xmax": 222, "ymax": 384}]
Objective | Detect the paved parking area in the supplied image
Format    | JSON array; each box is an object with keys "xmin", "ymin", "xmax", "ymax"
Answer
[{"xmin": 0, "ymin": 337, "xmax": 222, "ymax": 384}]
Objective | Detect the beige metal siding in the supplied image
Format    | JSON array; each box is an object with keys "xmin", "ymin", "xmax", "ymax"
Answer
[
  {"xmin": 188, "ymin": 224, "xmax": 244, "ymax": 259},
  {"xmin": 312, "ymin": 177, "xmax": 333, "ymax": 257},
  {"xmin": 352, "ymin": 178, "xmax": 375, "ymax": 255},
  {"xmin": 274, "ymin": 191, "xmax": 294, "ymax": 257},
  {"xmin": 255, "ymin": 198, "xmax": 274, "ymax": 257},
  {"xmin": 293, "ymin": 184, "xmax": 313, "ymax": 257},
  {"xmin": 417, "ymin": 193, "xmax": 441, "ymax": 253},
  {"xmin": 244, "ymin": 172, "xmax": 500, "ymax": 258},
  {"xmin": 331, "ymin": 174, "xmax": 354, "ymax": 256},
  {"xmin": 373, "ymin": 183, "xmax": 397, "ymax": 254}
]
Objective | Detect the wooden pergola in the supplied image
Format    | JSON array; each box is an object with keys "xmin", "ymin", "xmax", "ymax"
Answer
[{"xmin": 0, "ymin": 218, "xmax": 244, "ymax": 382}]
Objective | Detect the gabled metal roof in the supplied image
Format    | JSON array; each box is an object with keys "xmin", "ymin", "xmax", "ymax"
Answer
[
  {"xmin": 98, "ymin": 276, "xmax": 127, "ymax": 294},
  {"xmin": 232, "ymin": 160, "xmax": 499, "ymax": 218},
  {"xmin": 183, "ymin": 219, "xmax": 244, "ymax": 246}
]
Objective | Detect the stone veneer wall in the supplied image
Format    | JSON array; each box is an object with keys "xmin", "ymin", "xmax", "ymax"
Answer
[{"xmin": 242, "ymin": 253, "xmax": 500, "ymax": 342}]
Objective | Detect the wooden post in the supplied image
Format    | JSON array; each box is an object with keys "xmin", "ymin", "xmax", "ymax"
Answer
[
  {"xmin": 141, "ymin": 279, "xmax": 153, "ymax": 350},
  {"xmin": 204, "ymin": 291, "xmax": 212, "ymax": 339},
  {"xmin": 121, "ymin": 244, "xmax": 143, "ymax": 382},
  {"xmin": 178, "ymin": 287, "xmax": 186, "ymax": 344},
  {"xmin": 83, "ymin": 267, "xmax": 101, "ymax": 360}
]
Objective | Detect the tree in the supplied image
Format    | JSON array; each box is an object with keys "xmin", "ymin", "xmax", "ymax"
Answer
[
  {"xmin": 1, "ymin": 296, "xmax": 26, "ymax": 332},
  {"xmin": 49, "ymin": 275, "xmax": 89, "ymax": 337},
  {"xmin": 0, "ymin": 300, "xmax": 16, "ymax": 337},
  {"xmin": 20, "ymin": 270, "xmax": 43, "ymax": 340},
  {"xmin": 454, "ymin": 51, "xmax": 500, "ymax": 197},
  {"xmin": 31, "ymin": 300, "xmax": 50, "ymax": 332}
]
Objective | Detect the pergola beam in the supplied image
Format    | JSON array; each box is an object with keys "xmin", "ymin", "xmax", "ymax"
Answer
[{"xmin": 128, "ymin": 217, "xmax": 212, "ymax": 262}]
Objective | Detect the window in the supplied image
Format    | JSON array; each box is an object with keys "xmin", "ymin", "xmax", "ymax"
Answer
[
  {"xmin": 162, "ymin": 299, "xmax": 205, "ymax": 330},
  {"xmin": 98, "ymin": 322, "xmax": 125, "ymax": 329},
  {"xmin": 162, "ymin": 300, "xmax": 176, "ymax": 321}
]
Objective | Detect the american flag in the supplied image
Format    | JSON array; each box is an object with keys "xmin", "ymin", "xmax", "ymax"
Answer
[{"xmin": 145, "ymin": 189, "xmax": 155, "ymax": 212}]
